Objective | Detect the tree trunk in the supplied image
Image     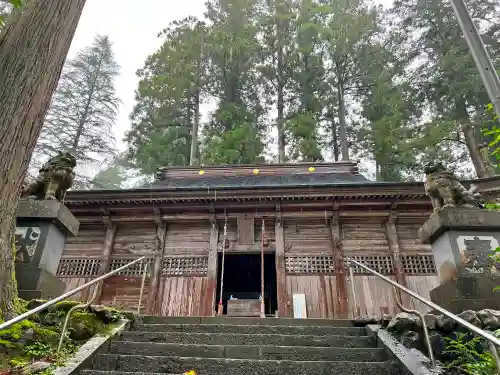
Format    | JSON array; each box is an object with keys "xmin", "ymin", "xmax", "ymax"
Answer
[
  {"xmin": 337, "ymin": 80, "xmax": 349, "ymax": 161},
  {"xmin": 331, "ymin": 117, "xmax": 339, "ymax": 161},
  {"xmin": 455, "ymin": 99, "xmax": 489, "ymax": 178},
  {"xmin": 190, "ymin": 88, "xmax": 200, "ymax": 166},
  {"xmin": 277, "ymin": 83, "xmax": 285, "ymax": 163},
  {"xmin": 462, "ymin": 121, "xmax": 489, "ymax": 178},
  {"xmin": 0, "ymin": 0, "xmax": 86, "ymax": 321},
  {"xmin": 276, "ymin": 25, "xmax": 285, "ymax": 163}
]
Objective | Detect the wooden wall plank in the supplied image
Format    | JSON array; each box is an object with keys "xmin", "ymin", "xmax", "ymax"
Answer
[
  {"xmin": 342, "ymin": 221, "xmax": 389, "ymax": 255},
  {"xmin": 61, "ymin": 277, "xmax": 96, "ymax": 302},
  {"xmin": 284, "ymin": 218, "xmax": 331, "ymax": 255},
  {"xmin": 61, "ymin": 225, "xmax": 106, "ymax": 259},
  {"xmin": 406, "ymin": 275, "xmax": 440, "ymax": 313},
  {"xmin": 113, "ymin": 224, "xmax": 156, "ymax": 257},
  {"xmin": 346, "ymin": 275, "xmax": 397, "ymax": 316},
  {"xmin": 159, "ymin": 276, "xmax": 207, "ymax": 316},
  {"xmin": 286, "ymin": 275, "xmax": 338, "ymax": 318},
  {"xmin": 164, "ymin": 222, "xmax": 210, "ymax": 255},
  {"xmin": 396, "ymin": 221, "xmax": 432, "ymax": 253},
  {"xmin": 100, "ymin": 275, "xmax": 149, "ymax": 312}
]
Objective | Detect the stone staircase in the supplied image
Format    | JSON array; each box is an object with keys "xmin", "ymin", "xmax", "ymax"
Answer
[{"xmin": 82, "ymin": 316, "xmax": 403, "ymax": 375}]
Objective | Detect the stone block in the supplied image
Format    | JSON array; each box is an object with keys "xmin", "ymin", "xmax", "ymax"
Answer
[
  {"xmin": 418, "ymin": 207, "xmax": 500, "ymax": 313},
  {"xmin": 418, "ymin": 207, "xmax": 500, "ymax": 283},
  {"xmin": 430, "ymin": 275, "xmax": 500, "ymax": 313},
  {"xmin": 16, "ymin": 263, "xmax": 66, "ymax": 300},
  {"xmin": 15, "ymin": 199, "xmax": 79, "ymax": 275}
]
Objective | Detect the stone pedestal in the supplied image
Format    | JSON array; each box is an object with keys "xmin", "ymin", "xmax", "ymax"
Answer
[
  {"xmin": 418, "ymin": 207, "xmax": 500, "ymax": 313},
  {"xmin": 15, "ymin": 200, "xmax": 79, "ymax": 300}
]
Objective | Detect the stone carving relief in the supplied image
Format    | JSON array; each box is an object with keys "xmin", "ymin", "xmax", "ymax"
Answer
[
  {"xmin": 457, "ymin": 235, "xmax": 500, "ymax": 274},
  {"xmin": 15, "ymin": 226, "xmax": 41, "ymax": 263}
]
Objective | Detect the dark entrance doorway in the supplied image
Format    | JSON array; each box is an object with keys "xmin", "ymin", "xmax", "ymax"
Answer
[{"xmin": 214, "ymin": 253, "xmax": 277, "ymax": 315}]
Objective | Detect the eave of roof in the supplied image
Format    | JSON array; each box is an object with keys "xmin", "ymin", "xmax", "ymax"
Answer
[{"xmin": 63, "ymin": 175, "xmax": 500, "ymax": 205}]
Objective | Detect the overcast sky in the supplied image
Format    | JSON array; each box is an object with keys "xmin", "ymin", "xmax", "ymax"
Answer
[{"xmin": 68, "ymin": 0, "xmax": 207, "ymax": 153}]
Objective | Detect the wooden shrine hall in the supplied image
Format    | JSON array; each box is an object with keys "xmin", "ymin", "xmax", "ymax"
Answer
[{"xmin": 57, "ymin": 162, "xmax": 500, "ymax": 318}]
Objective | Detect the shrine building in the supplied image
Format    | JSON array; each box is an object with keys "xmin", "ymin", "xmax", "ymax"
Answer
[{"xmin": 55, "ymin": 162, "xmax": 500, "ymax": 318}]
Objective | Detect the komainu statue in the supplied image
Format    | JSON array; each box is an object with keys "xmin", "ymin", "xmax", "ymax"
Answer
[
  {"xmin": 21, "ymin": 151, "xmax": 76, "ymax": 201},
  {"xmin": 424, "ymin": 161, "xmax": 482, "ymax": 213}
]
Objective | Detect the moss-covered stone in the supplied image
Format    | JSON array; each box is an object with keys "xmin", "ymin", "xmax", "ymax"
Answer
[{"xmin": 0, "ymin": 298, "xmax": 124, "ymax": 374}]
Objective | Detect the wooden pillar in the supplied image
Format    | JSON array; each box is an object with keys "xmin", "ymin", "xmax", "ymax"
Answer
[
  {"xmin": 330, "ymin": 209, "xmax": 349, "ymax": 318},
  {"xmin": 275, "ymin": 204, "xmax": 290, "ymax": 317},
  {"xmin": 146, "ymin": 211, "xmax": 167, "ymax": 315},
  {"xmin": 205, "ymin": 215, "xmax": 219, "ymax": 316},
  {"xmin": 96, "ymin": 213, "xmax": 116, "ymax": 301},
  {"xmin": 386, "ymin": 211, "xmax": 407, "ymax": 305}
]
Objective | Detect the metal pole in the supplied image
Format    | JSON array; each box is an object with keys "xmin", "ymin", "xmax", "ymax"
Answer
[
  {"xmin": 449, "ymin": 0, "xmax": 500, "ymax": 118},
  {"xmin": 0, "ymin": 256, "xmax": 146, "ymax": 331}
]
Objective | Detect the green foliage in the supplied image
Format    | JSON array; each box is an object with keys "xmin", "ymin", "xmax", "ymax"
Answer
[
  {"xmin": 23, "ymin": 342, "xmax": 52, "ymax": 358},
  {"xmin": 388, "ymin": 0, "xmax": 500, "ymax": 177},
  {"xmin": 126, "ymin": 17, "xmax": 207, "ymax": 173},
  {"xmin": 482, "ymin": 103, "xmax": 500, "ymax": 160},
  {"xmin": 444, "ymin": 333, "xmax": 496, "ymax": 375},
  {"xmin": 0, "ymin": 299, "xmax": 124, "ymax": 373}
]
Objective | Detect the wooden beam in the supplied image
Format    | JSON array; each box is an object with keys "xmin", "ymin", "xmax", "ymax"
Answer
[
  {"xmin": 330, "ymin": 211, "xmax": 349, "ymax": 318},
  {"xmin": 386, "ymin": 212, "xmax": 407, "ymax": 305},
  {"xmin": 205, "ymin": 215, "xmax": 219, "ymax": 316},
  {"xmin": 275, "ymin": 204, "xmax": 290, "ymax": 317},
  {"xmin": 72, "ymin": 209, "xmax": 433, "ymax": 226},
  {"xmin": 96, "ymin": 213, "xmax": 116, "ymax": 302},
  {"xmin": 146, "ymin": 210, "xmax": 166, "ymax": 315}
]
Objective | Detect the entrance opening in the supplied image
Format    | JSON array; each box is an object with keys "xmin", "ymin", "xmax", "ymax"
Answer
[{"xmin": 214, "ymin": 253, "xmax": 277, "ymax": 316}]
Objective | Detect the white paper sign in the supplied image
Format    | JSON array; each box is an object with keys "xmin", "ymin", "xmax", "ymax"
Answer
[{"xmin": 293, "ymin": 294, "xmax": 307, "ymax": 319}]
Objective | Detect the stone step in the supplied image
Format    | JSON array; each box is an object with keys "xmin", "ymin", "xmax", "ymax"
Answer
[
  {"xmin": 109, "ymin": 341, "xmax": 386, "ymax": 362},
  {"xmin": 92, "ymin": 355, "xmax": 400, "ymax": 375},
  {"xmin": 118, "ymin": 331, "xmax": 374, "ymax": 348},
  {"xmin": 141, "ymin": 316, "xmax": 354, "ymax": 327},
  {"xmin": 136, "ymin": 323, "xmax": 365, "ymax": 336}
]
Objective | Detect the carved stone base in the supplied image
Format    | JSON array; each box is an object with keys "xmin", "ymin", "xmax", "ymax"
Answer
[
  {"xmin": 430, "ymin": 275, "xmax": 500, "ymax": 313},
  {"xmin": 16, "ymin": 263, "xmax": 66, "ymax": 300}
]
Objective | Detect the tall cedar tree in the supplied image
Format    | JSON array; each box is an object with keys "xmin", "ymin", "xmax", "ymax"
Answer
[
  {"xmin": 0, "ymin": 0, "xmax": 86, "ymax": 321},
  {"xmin": 389, "ymin": 0, "xmax": 500, "ymax": 177},
  {"xmin": 286, "ymin": 0, "xmax": 325, "ymax": 162},
  {"xmin": 259, "ymin": 0, "xmax": 297, "ymax": 162},
  {"xmin": 32, "ymin": 35, "xmax": 120, "ymax": 186},
  {"xmin": 126, "ymin": 18, "xmax": 207, "ymax": 173},
  {"xmin": 321, "ymin": 0, "xmax": 380, "ymax": 161},
  {"xmin": 202, "ymin": 0, "xmax": 265, "ymax": 164},
  {"xmin": 359, "ymin": 45, "xmax": 421, "ymax": 181}
]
